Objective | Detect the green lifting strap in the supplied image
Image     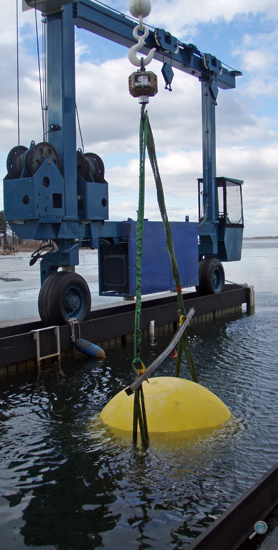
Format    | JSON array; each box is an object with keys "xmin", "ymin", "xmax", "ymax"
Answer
[
  {"xmin": 133, "ymin": 113, "xmax": 148, "ymax": 370},
  {"xmin": 132, "ymin": 109, "xmax": 198, "ymax": 445},
  {"xmin": 132, "ymin": 112, "xmax": 149, "ymax": 446},
  {"xmin": 145, "ymin": 113, "xmax": 198, "ymax": 383}
]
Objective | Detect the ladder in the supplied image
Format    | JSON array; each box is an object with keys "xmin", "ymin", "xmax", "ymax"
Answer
[{"xmin": 32, "ymin": 326, "xmax": 61, "ymax": 371}]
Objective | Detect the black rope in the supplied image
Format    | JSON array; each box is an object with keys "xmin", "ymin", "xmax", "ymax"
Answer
[
  {"xmin": 34, "ymin": 1, "xmax": 46, "ymax": 139},
  {"xmin": 42, "ymin": 15, "xmax": 48, "ymax": 141},
  {"xmin": 16, "ymin": 0, "xmax": 20, "ymax": 146},
  {"xmin": 76, "ymin": 104, "xmax": 85, "ymax": 154}
]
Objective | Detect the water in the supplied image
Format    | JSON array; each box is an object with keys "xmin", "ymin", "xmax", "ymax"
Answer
[
  {"xmin": 0, "ymin": 239, "xmax": 278, "ymax": 549},
  {"xmin": 0, "ymin": 250, "xmax": 119, "ymax": 322},
  {"xmin": 0, "ymin": 238, "xmax": 277, "ymax": 321}
]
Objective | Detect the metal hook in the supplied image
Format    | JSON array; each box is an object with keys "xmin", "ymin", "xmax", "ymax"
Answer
[{"xmin": 128, "ymin": 23, "xmax": 156, "ymax": 68}]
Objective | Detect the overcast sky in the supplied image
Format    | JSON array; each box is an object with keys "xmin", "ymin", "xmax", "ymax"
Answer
[{"xmin": 0, "ymin": 0, "xmax": 277, "ymax": 237}]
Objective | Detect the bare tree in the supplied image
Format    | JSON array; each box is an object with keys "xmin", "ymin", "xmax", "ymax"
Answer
[{"xmin": 0, "ymin": 210, "xmax": 8, "ymax": 248}]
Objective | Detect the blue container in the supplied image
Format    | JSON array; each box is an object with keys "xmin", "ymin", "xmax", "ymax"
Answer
[{"xmin": 99, "ymin": 220, "xmax": 199, "ymax": 296}]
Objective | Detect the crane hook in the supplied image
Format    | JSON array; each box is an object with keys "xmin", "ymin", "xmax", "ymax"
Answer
[{"xmin": 128, "ymin": 23, "xmax": 156, "ymax": 68}]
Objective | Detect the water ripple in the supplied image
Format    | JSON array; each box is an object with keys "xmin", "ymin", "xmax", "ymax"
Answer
[{"xmin": 1, "ymin": 294, "xmax": 278, "ymax": 549}]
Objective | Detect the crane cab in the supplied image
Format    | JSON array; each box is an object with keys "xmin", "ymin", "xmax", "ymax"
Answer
[{"xmin": 198, "ymin": 177, "xmax": 244, "ymax": 262}]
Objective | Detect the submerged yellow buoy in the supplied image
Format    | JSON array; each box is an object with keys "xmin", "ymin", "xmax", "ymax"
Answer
[{"xmin": 100, "ymin": 376, "xmax": 231, "ymax": 434}]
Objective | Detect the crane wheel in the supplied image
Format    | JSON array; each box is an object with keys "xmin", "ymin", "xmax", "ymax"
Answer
[
  {"xmin": 38, "ymin": 271, "xmax": 91, "ymax": 326},
  {"xmin": 196, "ymin": 258, "xmax": 225, "ymax": 295}
]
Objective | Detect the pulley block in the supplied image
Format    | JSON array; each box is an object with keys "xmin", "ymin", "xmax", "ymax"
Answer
[
  {"xmin": 6, "ymin": 145, "xmax": 28, "ymax": 179},
  {"xmin": 161, "ymin": 62, "xmax": 174, "ymax": 91},
  {"xmin": 25, "ymin": 142, "xmax": 60, "ymax": 176},
  {"xmin": 76, "ymin": 150, "xmax": 105, "ymax": 183},
  {"xmin": 77, "ymin": 149, "xmax": 91, "ymax": 180},
  {"xmin": 154, "ymin": 28, "xmax": 179, "ymax": 54},
  {"xmin": 6, "ymin": 142, "xmax": 60, "ymax": 179},
  {"xmin": 85, "ymin": 152, "xmax": 105, "ymax": 183}
]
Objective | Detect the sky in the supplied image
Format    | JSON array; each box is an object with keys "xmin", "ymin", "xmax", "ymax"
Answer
[{"xmin": 0, "ymin": 0, "xmax": 277, "ymax": 238}]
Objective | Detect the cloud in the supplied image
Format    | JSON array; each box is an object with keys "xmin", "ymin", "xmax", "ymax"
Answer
[
  {"xmin": 75, "ymin": 57, "xmax": 202, "ymax": 155},
  {"xmin": 240, "ymin": 50, "xmax": 275, "ymax": 73},
  {"xmin": 233, "ymin": 29, "xmax": 278, "ymax": 106},
  {"xmin": 0, "ymin": 14, "xmax": 45, "ymax": 155},
  {"xmin": 216, "ymin": 144, "xmax": 278, "ymax": 235},
  {"xmin": 146, "ymin": 0, "xmax": 278, "ymax": 38},
  {"xmin": 217, "ymin": 95, "xmax": 278, "ymax": 146},
  {"xmin": 0, "ymin": 2, "xmax": 37, "ymax": 60},
  {"xmin": 107, "ymin": 148, "xmax": 201, "ymax": 196}
]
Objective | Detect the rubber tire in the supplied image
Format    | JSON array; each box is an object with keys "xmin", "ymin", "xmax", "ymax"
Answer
[
  {"xmin": 196, "ymin": 258, "xmax": 225, "ymax": 295},
  {"xmin": 38, "ymin": 271, "xmax": 91, "ymax": 326}
]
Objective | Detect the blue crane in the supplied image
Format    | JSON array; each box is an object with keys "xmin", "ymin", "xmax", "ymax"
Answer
[{"xmin": 4, "ymin": 0, "xmax": 244, "ymax": 325}]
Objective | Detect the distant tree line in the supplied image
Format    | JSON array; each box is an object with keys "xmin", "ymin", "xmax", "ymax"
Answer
[
  {"xmin": 0, "ymin": 210, "xmax": 20, "ymax": 249},
  {"xmin": 0, "ymin": 210, "xmax": 8, "ymax": 246}
]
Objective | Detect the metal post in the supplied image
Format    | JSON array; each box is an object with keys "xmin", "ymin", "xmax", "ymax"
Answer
[
  {"xmin": 201, "ymin": 80, "xmax": 217, "ymax": 223},
  {"xmin": 246, "ymin": 285, "xmax": 255, "ymax": 314},
  {"xmin": 47, "ymin": 5, "xmax": 78, "ymax": 219}
]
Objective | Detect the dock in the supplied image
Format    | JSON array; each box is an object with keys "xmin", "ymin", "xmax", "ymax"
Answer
[
  {"xmin": 187, "ymin": 461, "xmax": 278, "ymax": 550},
  {"xmin": 0, "ymin": 283, "xmax": 254, "ymax": 377}
]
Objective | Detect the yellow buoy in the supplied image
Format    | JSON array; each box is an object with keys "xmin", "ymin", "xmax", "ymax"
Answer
[{"xmin": 100, "ymin": 376, "xmax": 231, "ymax": 434}]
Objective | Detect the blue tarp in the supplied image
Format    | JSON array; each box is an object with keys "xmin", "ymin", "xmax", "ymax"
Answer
[{"xmin": 124, "ymin": 220, "xmax": 199, "ymax": 296}]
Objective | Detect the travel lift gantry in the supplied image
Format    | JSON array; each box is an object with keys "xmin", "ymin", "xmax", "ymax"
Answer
[{"xmin": 4, "ymin": 0, "xmax": 244, "ymax": 326}]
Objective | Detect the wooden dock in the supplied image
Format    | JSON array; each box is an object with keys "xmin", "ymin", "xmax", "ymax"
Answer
[{"xmin": 0, "ymin": 283, "xmax": 254, "ymax": 377}]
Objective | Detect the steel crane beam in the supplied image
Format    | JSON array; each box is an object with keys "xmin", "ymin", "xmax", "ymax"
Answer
[{"xmin": 73, "ymin": 0, "xmax": 240, "ymax": 90}]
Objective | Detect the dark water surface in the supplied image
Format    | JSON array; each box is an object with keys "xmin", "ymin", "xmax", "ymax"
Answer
[{"xmin": 1, "ymin": 240, "xmax": 278, "ymax": 549}]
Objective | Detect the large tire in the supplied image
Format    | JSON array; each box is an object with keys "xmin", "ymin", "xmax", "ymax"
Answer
[
  {"xmin": 38, "ymin": 271, "xmax": 91, "ymax": 326},
  {"xmin": 196, "ymin": 258, "xmax": 225, "ymax": 295}
]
